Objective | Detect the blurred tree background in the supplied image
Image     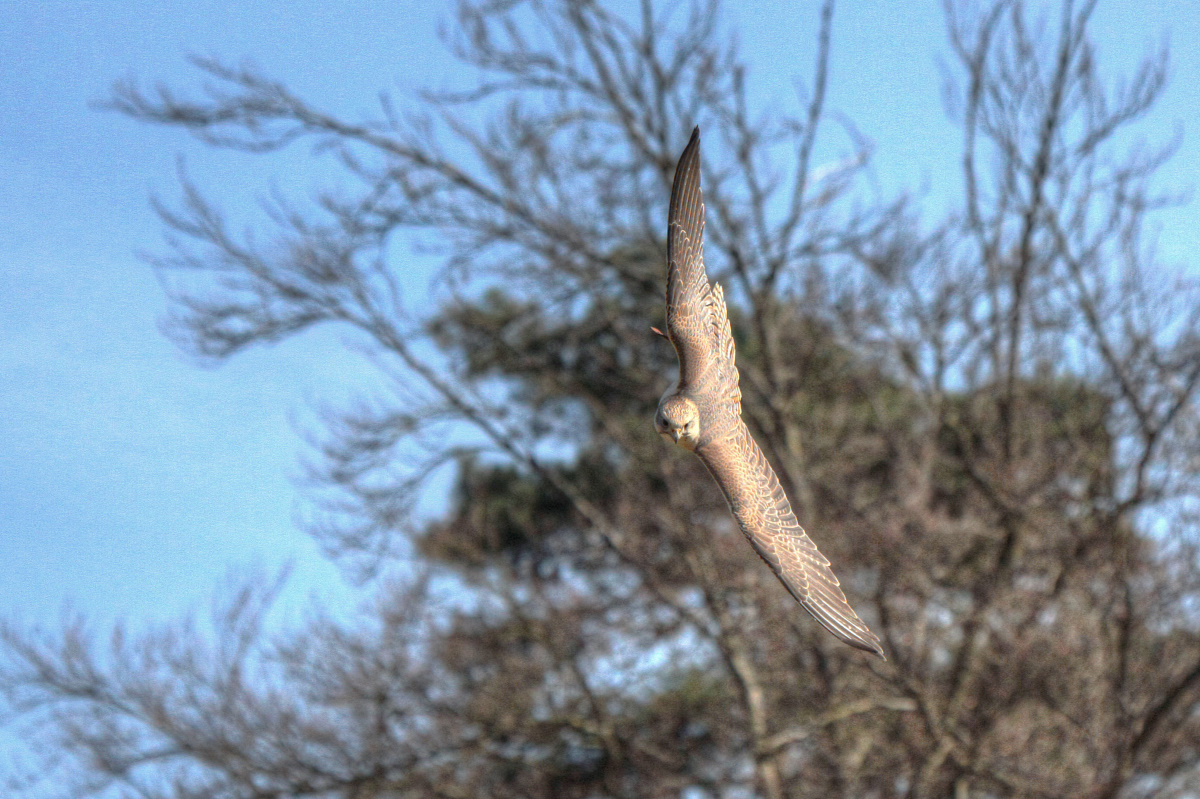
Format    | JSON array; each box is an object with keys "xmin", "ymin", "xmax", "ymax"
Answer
[{"xmin": 4, "ymin": 0, "xmax": 1200, "ymax": 797}]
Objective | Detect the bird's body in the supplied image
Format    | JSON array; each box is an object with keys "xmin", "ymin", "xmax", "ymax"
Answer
[{"xmin": 655, "ymin": 128, "xmax": 884, "ymax": 658}]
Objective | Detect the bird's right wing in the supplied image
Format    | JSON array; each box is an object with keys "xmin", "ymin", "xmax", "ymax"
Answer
[
  {"xmin": 666, "ymin": 129, "xmax": 741, "ymax": 406},
  {"xmin": 697, "ymin": 418, "xmax": 884, "ymax": 657},
  {"xmin": 666, "ymin": 127, "xmax": 721, "ymax": 387}
]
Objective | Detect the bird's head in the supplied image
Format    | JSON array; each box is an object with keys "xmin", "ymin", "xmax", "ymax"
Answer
[{"xmin": 655, "ymin": 395, "xmax": 700, "ymax": 451}]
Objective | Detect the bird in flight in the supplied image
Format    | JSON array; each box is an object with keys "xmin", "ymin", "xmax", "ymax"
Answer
[{"xmin": 654, "ymin": 127, "xmax": 884, "ymax": 658}]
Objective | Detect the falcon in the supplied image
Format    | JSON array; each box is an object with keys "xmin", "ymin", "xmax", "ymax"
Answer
[{"xmin": 654, "ymin": 127, "xmax": 884, "ymax": 658}]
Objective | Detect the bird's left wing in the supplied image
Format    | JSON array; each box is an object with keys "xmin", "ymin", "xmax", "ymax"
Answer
[{"xmin": 697, "ymin": 418, "xmax": 885, "ymax": 657}]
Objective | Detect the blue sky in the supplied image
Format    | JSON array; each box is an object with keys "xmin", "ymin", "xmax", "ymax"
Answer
[
  {"xmin": 1, "ymin": 0, "xmax": 458, "ymax": 631},
  {"xmin": 1, "ymin": 0, "xmax": 1197, "ymax": 781}
]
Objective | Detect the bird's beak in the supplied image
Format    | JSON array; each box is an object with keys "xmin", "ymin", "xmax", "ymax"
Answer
[{"xmin": 670, "ymin": 430, "xmax": 681, "ymax": 442}]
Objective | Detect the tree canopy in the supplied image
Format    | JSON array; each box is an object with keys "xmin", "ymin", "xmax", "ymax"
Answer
[{"xmin": 4, "ymin": 1, "xmax": 1200, "ymax": 797}]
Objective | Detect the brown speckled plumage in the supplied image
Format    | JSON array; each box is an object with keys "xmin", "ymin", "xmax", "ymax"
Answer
[{"xmin": 655, "ymin": 128, "xmax": 884, "ymax": 658}]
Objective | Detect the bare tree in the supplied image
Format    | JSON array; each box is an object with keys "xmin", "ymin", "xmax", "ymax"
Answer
[{"xmin": 3, "ymin": 1, "xmax": 1199, "ymax": 797}]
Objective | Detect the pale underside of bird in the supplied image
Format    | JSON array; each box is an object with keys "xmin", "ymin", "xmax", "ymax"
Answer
[{"xmin": 654, "ymin": 127, "xmax": 884, "ymax": 659}]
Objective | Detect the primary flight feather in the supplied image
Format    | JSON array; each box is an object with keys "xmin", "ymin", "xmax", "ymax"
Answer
[{"xmin": 654, "ymin": 127, "xmax": 884, "ymax": 658}]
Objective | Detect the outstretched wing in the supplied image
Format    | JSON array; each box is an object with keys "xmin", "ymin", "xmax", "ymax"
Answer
[
  {"xmin": 666, "ymin": 127, "xmax": 718, "ymax": 386},
  {"xmin": 697, "ymin": 419, "xmax": 885, "ymax": 657},
  {"xmin": 666, "ymin": 128, "xmax": 739, "ymax": 403}
]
